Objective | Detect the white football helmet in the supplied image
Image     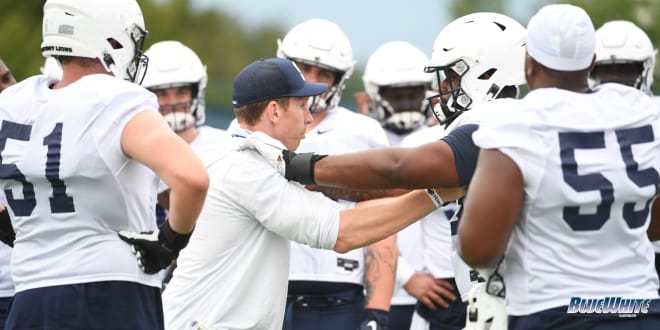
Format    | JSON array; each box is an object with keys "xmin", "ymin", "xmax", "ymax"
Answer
[
  {"xmin": 363, "ymin": 41, "xmax": 431, "ymax": 134},
  {"xmin": 426, "ymin": 12, "xmax": 526, "ymax": 125},
  {"xmin": 592, "ymin": 20, "xmax": 656, "ymax": 95},
  {"xmin": 142, "ymin": 41, "xmax": 207, "ymax": 131},
  {"xmin": 277, "ymin": 18, "xmax": 355, "ymax": 112},
  {"xmin": 41, "ymin": 0, "xmax": 149, "ymax": 83}
]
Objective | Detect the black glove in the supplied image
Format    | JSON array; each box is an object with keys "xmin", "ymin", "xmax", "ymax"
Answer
[
  {"xmin": 282, "ymin": 150, "xmax": 327, "ymax": 185},
  {"xmin": 357, "ymin": 309, "xmax": 389, "ymax": 330},
  {"xmin": 0, "ymin": 208, "xmax": 15, "ymax": 247},
  {"xmin": 118, "ymin": 221, "xmax": 192, "ymax": 274}
]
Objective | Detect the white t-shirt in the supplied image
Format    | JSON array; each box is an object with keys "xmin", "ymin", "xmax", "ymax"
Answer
[
  {"xmin": 162, "ymin": 132, "xmax": 342, "ymax": 330},
  {"xmin": 288, "ymin": 107, "xmax": 388, "ymax": 286},
  {"xmin": 0, "ymin": 74, "xmax": 162, "ymax": 292},
  {"xmin": 473, "ymin": 83, "xmax": 660, "ymax": 316}
]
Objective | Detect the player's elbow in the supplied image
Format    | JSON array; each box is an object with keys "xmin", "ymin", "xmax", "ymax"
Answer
[
  {"xmin": 332, "ymin": 233, "xmax": 362, "ymax": 254},
  {"xmin": 188, "ymin": 171, "xmax": 210, "ymax": 196},
  {"xmin": 458, "ymin": 235, "xmax": 501, "ymax": 269},
  {"xmin": 175, "ymin": 169, "xmax": 210, "ymax": 199}
]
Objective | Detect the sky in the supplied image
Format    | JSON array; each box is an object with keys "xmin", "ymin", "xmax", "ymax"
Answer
[{"xmin": 191, "ymin": 0, "xmax": 452, "ymax": 69}]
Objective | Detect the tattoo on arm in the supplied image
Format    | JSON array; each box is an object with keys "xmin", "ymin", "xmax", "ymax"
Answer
[{"xmin": 364, "ymin": 241, "xmax": 398, "ymax": 307}]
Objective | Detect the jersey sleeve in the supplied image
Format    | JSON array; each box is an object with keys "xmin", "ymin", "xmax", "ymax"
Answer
[
  {"xmin": 93, "ymin": 80, "xmax": 159, "ymax": 169},
  {"xmin": 441, "ymin": 124, "xmax": 480, "ymax": 186}
]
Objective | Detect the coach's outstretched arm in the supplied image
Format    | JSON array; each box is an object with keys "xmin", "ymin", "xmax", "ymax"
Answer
[{"xmin": 333, "ymin": 187, "xmax": 465, "ymax": 253}]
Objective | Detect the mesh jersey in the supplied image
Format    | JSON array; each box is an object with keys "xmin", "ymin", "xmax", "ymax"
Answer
[
  {"xmin": 0, "ymin": 74, "xmax": 161, "ymax": 292},
  {"xmin": 157, "ymin": 125, "xmax": 232, "ymax": 194},
  {"xmin": 438, "ymin": 106, "xmax": 495, "ymax": 301},
  {"xmin": 653, "ymin": 96, "xmax": 660, "ymax": 253},
  {"xmin": 473, "ymin": 83, "xmax": 660, "ymax": 315},
  {"xmin": 289, "ymin": 106, "xmax": 389, "ymax": 286},
  {"xmin": 0, "ymin": 243, "xmax": 10, "ymax": 297},
  {"xmin": 400, "ymin": 124, "xmax": 455, "ymax": 284},
  {"xmin": 163, "ymin": 132, "xmax": 341, "ymax": 330}
]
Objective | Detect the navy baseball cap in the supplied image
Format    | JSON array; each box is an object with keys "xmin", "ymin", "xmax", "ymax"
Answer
[{"xmin": 232, "ymin": 58, "xmax": 328, "ymax": 107}]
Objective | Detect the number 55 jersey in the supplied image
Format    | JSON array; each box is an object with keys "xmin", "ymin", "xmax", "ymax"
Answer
[
  {"xmin": 472, "ymin": 82, "xmax": 660, "ymax": 316},
  {"xmin": 0, "ymin": 74, "xmax": 162, "ymax": 292}
]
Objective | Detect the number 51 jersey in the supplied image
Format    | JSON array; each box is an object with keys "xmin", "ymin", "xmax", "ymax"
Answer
[
  {"xmin": 0, "ymin": 74, "xmax": 162, "ymax": 292},
  {"xmin": 473, "ymin": 83, "xmax": 660, "ymax": 316}
]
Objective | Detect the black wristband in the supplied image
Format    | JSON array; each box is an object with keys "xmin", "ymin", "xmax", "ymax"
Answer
[
  {"xmin": 284, "ymin": 151, "xmax": 327, "ymax": 185},
  {"xmin": 158, "ymin": 221, "xmax": 192, "ymax": 253}
]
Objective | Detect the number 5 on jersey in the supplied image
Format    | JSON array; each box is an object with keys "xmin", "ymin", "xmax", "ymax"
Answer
[{"xmin": 0, "ymin": 120, "xmax": 75, "ymax": 216}]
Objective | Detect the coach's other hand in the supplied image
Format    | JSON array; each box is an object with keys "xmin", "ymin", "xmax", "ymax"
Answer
[{"xmin": 118, "ymin": 221, "xmax": 192, "ymax": 274}]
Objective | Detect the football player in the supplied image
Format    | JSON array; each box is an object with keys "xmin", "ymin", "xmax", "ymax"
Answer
[{"xmin": 0, "ymin": 1, "xmax": 208, "ymax": 328}]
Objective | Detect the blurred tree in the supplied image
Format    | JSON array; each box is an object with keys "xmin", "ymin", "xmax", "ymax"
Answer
[{"xmin": 0, "ymin": 0, "xmax": 286, "ymax": 110}]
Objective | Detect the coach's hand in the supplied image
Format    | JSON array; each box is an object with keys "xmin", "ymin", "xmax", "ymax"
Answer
[
  {"xmin": 357, "ymin": 308, "xmax": 389, "ymax": 330},
  {"xmin": 282, "ymin": 150, "xmax": 327, "ymax": 185},
  {"xmin": 118, "ymin": 221, "xmax": 192, "ymax": 274}
]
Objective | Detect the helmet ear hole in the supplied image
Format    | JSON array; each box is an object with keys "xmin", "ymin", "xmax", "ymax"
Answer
[{"xmin": 107, "ymin": 38, "xmax": 123, "ymax": 50}]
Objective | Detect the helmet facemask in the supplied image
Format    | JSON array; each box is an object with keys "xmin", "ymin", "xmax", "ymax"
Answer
[
  {"xmin": 150, "ymin": 83, "xmax": 198, "ymax": 132},
  {"xmin": 425, "ymin": 59, "xmax": 473, "ymax": 126},
  {"xmin": 122, "ymin": 23, "xmax": 149, "ymax": 84},
  {"xmin": 377, "ymin": 85, "xmax": 428, "ymax": 134},
  {"xmin": 295, "ymin": 59, "xmax": 350, "ymax": 113}
]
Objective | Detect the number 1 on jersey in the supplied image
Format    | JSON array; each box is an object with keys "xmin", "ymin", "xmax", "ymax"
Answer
[{"xmin": 0, "ymin": 120, "xmax": 75, "ymax": 216}]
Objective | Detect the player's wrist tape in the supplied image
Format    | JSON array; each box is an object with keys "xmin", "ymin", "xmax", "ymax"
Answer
[
  {"xmin": 283, "ymin": 150, "xmax": 327, "ymax": 185},
  {"xmin": 160, "ymin": 220, "xmax": 192, "ymax": 253},
  {"xmin": 425, "ymin": 188, "xmax": 444, "ymax": 208}
]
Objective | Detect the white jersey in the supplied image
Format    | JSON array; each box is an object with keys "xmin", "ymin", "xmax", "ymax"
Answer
[
  {"xmin": 162, "ymin": 132, "xmax": 341, "ymax": 330},
  {"xmin": 440, "ymin": 109, "xmax": 492, "ymax": 301},
  {"xmin": 0, "ymin": 243, "xmax": 11, "ymax": 297},
  {"xmin": 0, "ymin": 74, "xmax": 161, "ymax": 292},
  {"xmin": 289, "ymin": 106, "xmax": 388, "ymax": 285},
  {"xmin": 0, "ymin": 189, "xmax": 11, "ymax": 297},
  {"xmin": 400, "ymin": 125, "xmax": 454, "ymax": 283},
  {"xmin": 157, "ymin": 125, "xmax": 232, "ymax": 193},
  {"xmin": 385, "ymin": 126, "xmax": 429, "ymax": 305},
  {"xmin": 473, "ymin": 83, "xmax": 660, "ymax": 316},
  {"xmin": 653, "ymin": 96, "xmax": 660, "ymax": 253}
]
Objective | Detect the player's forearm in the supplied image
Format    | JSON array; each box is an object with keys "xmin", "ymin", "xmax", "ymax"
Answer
[
  {"xmin": 364, "ymin": 235, "xmax": 397, "ymax": 311},
  {"xmin": 314, "ymin": 148, "xmax": 415, "ymax": 189},
  {"xmin": 165, "ymin": 174, "xmax": 209, "ymax": 234}
]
